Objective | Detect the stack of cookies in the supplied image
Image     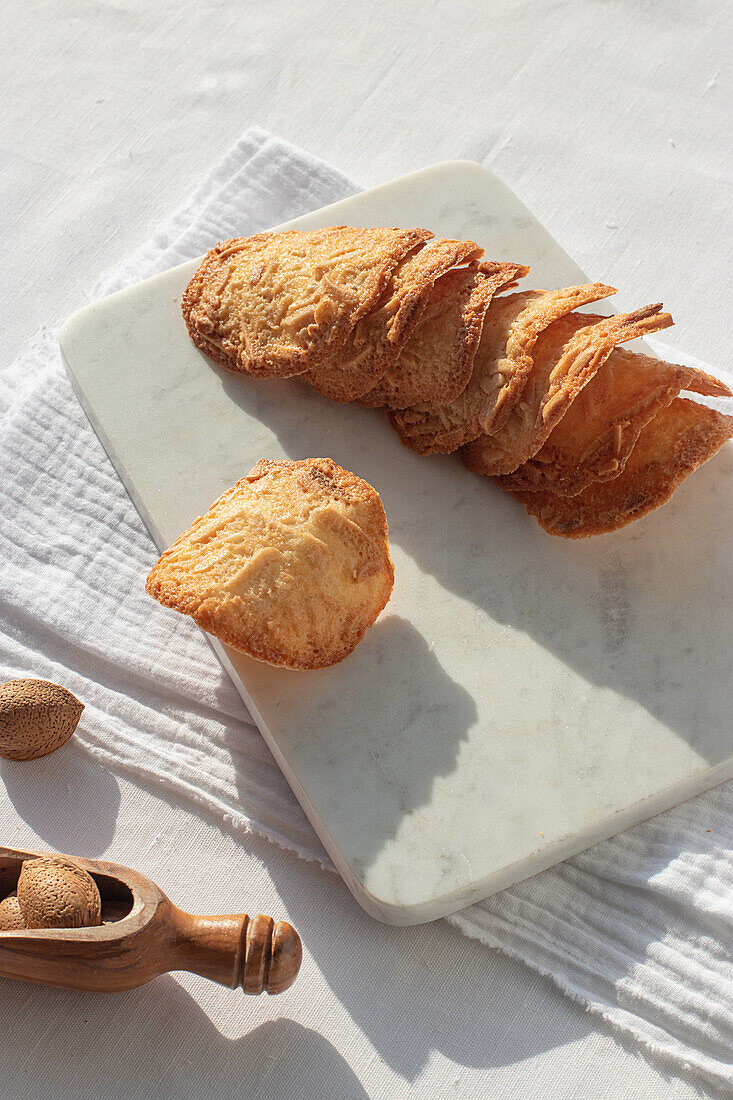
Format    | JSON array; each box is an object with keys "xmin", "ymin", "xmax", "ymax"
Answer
[{"xmin": 183, "ymin": 227, "xmax": 733, "ymax": 538}]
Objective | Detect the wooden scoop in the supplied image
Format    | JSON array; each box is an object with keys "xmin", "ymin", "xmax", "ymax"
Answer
[{"xmin": 0, "ymin": 846, "xmax": 302, "ymax": 995}]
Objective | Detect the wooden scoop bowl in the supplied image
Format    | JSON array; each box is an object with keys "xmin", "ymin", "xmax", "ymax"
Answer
[{"xmin": 0, "ymin": 846, "xmax": 302, "ymax": 995}]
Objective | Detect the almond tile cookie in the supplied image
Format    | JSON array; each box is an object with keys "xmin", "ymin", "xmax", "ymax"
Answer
[
  {"xmin": 508, "ymin": 375, "xmax": 733, "ymax": 538},
  {"xmin": 359, "ymin": 261, "xmax": 527, "ymax": 410},
  {"xmin": 389, "ymin": 283, "xmax": 616, "ymax": 455},
  {"xmin": 181, "ymin": 226, "xmax": 732, "ymax": 539},
  {"xmin": 183, "ymin": 227, "xmax": 431, "ymax": 379},
  {"xmin": 146, "ymin": 459, "xmax": 394, "ymax": 669},
  {"xmin": 490, "ymin": 346, "xmax": 695, "ymax": 498},
  {"xmin": 461, "ymin": 303, "xmax": 674, "ymax": 479},
  {"xmin": 304, "ymin": 236, "xmax": 483, "ymax": 403}
]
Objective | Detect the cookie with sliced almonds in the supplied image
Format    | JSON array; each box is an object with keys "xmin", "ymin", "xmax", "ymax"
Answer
[
  {"xmin": 389, "ymin": 283, "xmax": 617, "ymax": 454},
  {"xmin": 360, "ymin": 261, "xmax": 528, "ymax": 410},
  {"xmin": 182, "ymin": 226, "xmax": 431, "ymax": 379},
  {"xmin": 461, "ymin": 303, "xmax": 674, "ymax": 478},
  {"xmin": 493, "ymin": 346, "xmax": 696, "ymax": 498},
  {"xmin": 304, "ymin": 237, "xmax": 483, "ymax": 403},
  {"xmin": 146, "ymin": 458, "xmax": 394, "ymax": 670},
  {"xmin": 508, "ymin": 373, "xmax": 733, "ymax": 538}
]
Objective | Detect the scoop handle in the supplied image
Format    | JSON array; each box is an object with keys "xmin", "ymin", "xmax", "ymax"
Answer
[{"xmin": 168, "ymin": 907, "xmax": 302, "ymax": 994}]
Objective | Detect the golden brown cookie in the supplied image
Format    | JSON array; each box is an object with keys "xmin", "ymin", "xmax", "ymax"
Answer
[
  {"xmin": 304, "ymin": 237, "xmax": 483, "ymax": 403},
  {"xmin": 507, "ymin": 375, "xmax": 733, "ymax": 538},
  {"xmin": 146, "ymin": 459, "xmax": 395, "ymax": 669},
  {"xmin": 389, "ymin": 283, "xmax": 616, "ymax": 455},
  {"xmin": 182, "ymin": 227, "xmax": 431, "ymax": 380},
  {"xmin": 491, "ymin": 346, "xmax": 695, "ymax": 497},
  {"xmin": 360, "ymin": 261, "xmax": 528, "ymax": 410},
  {"xmin": 461, "ymin": 303, "xmax": 674, "ymax": 479}
]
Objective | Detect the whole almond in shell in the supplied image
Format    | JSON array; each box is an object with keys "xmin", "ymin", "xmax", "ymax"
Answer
[
  {"xmin": 17, "ymin": 857, "xmax": 102, "ymax": 929},
  {"xmin": 0, "ymin": 893, "xmax": 26, "ymax": 931},
  {"xmin": 0, "ymin": 679, "xmax": 84, "ymax": 761}
]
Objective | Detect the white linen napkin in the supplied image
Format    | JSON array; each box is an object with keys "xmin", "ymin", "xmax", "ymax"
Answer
[{"xmin": 1, "ymin": 127, "xmax": 731, "ymax": 1092}]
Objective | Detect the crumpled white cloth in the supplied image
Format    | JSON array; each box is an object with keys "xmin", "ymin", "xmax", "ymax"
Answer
[{"xmin": 1, "ymin": 128, "xmax": 731, "ymax": 1092}]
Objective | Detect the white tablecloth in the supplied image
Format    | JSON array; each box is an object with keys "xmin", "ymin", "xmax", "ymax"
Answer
[{"xmin": 2, "ymin": 3, "xmax": 730, "ymax": 1098}]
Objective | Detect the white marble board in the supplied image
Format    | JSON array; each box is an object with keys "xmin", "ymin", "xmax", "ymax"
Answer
[{"xmin": 60, "ymin": 162, "xmax": 733, "ymax": 924}]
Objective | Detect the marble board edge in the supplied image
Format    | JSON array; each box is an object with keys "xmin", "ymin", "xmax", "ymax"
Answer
[{"xmin": 58, "ymin": 160, "xmax": 731, "ymax": 925}]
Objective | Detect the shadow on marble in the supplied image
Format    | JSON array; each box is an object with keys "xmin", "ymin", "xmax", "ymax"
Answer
[
  {"xmin": 0, "ymin": 974, "xmax": 368, "ymax": 1100},
  {"xmin": 0, "ymin": 742, "xmax": 121, "ymax": 855},
  {"xmin": 392, "ymin": 451, "xmax": 733, "ymax": 770},
  {"xmin": 215, "ymin": 364, "xmax": 733, "ymax": 770},
  {"xmin": 225, "ymin": 614, "xmax": 476, "ymax": 890}
]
